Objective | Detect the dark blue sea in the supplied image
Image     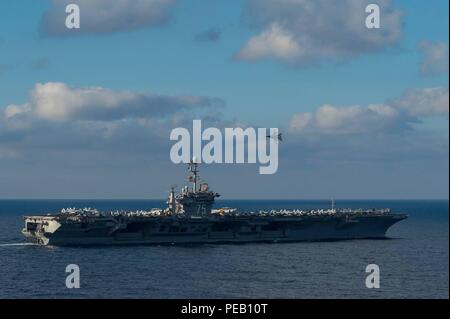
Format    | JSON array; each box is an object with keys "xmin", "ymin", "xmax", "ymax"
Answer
[{"xmin": 0, "ymin": 200, "xmax": 448, "ymax": 299}]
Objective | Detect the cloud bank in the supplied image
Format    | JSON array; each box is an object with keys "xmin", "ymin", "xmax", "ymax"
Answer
[
  {"xmin": 0, "ymin": 82, "xmax": 226, "ymax": 162},
  {"xmin": 1, "ymin": 83, "xmax": 448, "ymax": 199},
  {"xmin": 289, "ymin": 86, "xmax": 449, "ymax": 134}
]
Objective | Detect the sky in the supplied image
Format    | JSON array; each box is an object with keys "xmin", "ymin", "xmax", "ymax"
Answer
[{"xmin": 0, "ymin": 0, "xmax": 448, "ymax": 199}]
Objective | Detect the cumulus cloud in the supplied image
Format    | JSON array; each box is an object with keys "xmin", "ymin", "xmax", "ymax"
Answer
[
  {"xmin": 235, "ymin": 0, "xmax": 403, "ymax": 66},
  {"xmin": 289, "ymin": 104, "xmax": 401, "ymax": 134},
  {"xmin": 389, "ymin": 86, "xmax": 449, "ymax": 117},
  {"xmin": 236, "ymin": 23, "xmax": 301, "ymax": 61},
  {"xmin": 40, "ymin": 0, "xmax": 176, "ymax": 36},
  {"xmin": 4, "ymin": 82, "xmax": 223, "ymax": 122},
  {"xmin": 289, "ymin": 86, "xmax": 449, "ymax": 134},
  {"xmin": 283, "ymin": 86, "xmax": 448, "ymax": 199},
  {"xmin": 418, "ymin": 41, "xmax": 449, "ymax": 75}
]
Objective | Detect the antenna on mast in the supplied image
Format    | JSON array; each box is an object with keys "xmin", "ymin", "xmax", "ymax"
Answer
[{"xmin": 188, "ymin": 157, "xmax": 199, "ymax": 193}]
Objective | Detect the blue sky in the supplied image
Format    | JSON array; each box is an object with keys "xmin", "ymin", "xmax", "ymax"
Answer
[{"xmin": 0, "ymin": 0, "xmax": 448, "ymax": 199}]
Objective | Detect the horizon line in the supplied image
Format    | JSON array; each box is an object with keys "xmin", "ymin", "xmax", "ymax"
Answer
[{"xmin": 0, "ymin": 198, "xmax": 448, "ymax": 201}]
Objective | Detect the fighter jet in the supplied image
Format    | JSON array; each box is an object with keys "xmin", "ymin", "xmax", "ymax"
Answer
[{"xmin": 266, "ymin": 132, "xmax": 282, "ymax": 143}]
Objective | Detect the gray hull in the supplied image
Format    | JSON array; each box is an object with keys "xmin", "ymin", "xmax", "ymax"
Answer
[{"xmin": 23, "ymin": 214, "xmax": 407, "ymax": 246}]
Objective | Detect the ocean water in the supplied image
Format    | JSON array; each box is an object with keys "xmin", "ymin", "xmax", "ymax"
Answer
[{"xmin": 0, "ymin": 199, "xmax": 448, "ymax": 299}]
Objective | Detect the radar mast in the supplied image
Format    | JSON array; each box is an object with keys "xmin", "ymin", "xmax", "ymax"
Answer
[{"xmin": 188, "ymin": 157, "xmax": 199, "ymax": 193}]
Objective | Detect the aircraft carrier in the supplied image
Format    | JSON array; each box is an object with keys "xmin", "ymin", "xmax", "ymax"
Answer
[{"xmin": 22, "ymin": 162, "xmax": 407, "ymax": 246}]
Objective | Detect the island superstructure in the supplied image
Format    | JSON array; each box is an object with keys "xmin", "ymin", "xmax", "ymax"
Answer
[{"xmin": 22, "ymin": 162, "xmax": 407, "ymax": 246}]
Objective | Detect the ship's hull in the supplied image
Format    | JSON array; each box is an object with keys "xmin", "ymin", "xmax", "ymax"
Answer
[{"xmin": 22, "ymin": 214, "xmax": 407, "ymax": 246}]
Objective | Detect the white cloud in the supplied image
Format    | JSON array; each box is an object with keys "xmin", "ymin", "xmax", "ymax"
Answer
[
  {"xmin": 418, "ymin": 41, "xmax": 449, "ymax": 75},
  {"xmin": 289, "ymin": 86, "xmax": 448, "ymax": 134},
  {"xmin": 236, "ymin": 0, "xmax": 403, "ymax": 66},
  {"xmin": 390, "ymin": 87, "xmax": 449, "ymax": 117},
  {"xmin": 4, "ymin": 82, "xmax": 223, "ymax": 122},
  {"xmin": 236, "ymin": 23, "xmax": 301, "ymax": 61},
  {"xmin": 290, "ymin": 103, "xmax": 399, "ymax": 134},
  {"xmin": 0, "ymin": 82, "xmax": 229, "ymax": 167},
  {"xmin": 40, "ymin": 0, "xmax": 176, "ymax": 36},
  {"xmin": 4, "ymin": 105, "xmax": 27, "ymax": 119}
]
